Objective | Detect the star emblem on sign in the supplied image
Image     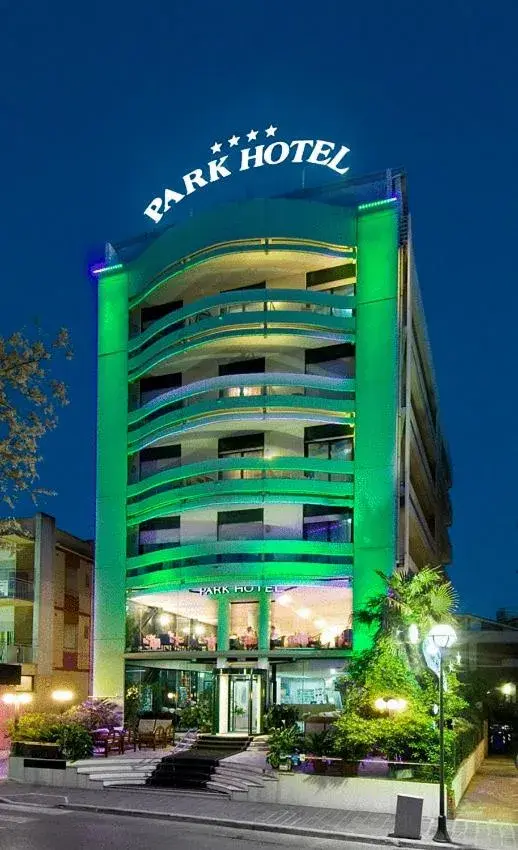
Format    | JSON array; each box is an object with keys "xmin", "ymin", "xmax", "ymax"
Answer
[
  {"xmin": 265, "ymin": 125, "xmax": 277, "ymax": 137},
  {"xmin": 210, "ymin": 141, "xmax": 222, "ymax": 154},
  {"xmin": 247, "ymin": 129, "xmax": 258, "ymax": 141},
  {"xmin": 228, "ymin": 134, "xmax": 240, "ymax": 147}
]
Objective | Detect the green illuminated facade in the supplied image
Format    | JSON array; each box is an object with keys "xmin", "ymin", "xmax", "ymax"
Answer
[{"xmin": 93, "ymin": 172, "xmax": 451, "ymax": 732}]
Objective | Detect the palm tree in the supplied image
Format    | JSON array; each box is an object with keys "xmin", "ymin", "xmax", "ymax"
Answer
[{"xmin": 356, "ymin": 566, "xmax": 458, "ymax": 638}]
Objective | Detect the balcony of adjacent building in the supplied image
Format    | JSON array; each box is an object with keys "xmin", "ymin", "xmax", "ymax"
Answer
[
  {"xmin": 0, "ymin": 570, "xmax": 34, "ymax": 604},
  {"xmin": 128, "ymin": 287, "xmax": 355, "ymax": 378}
]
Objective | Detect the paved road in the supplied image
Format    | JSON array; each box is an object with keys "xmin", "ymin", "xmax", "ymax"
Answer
[{"xmin": 0, "ymin": 804, "xmax": 389, "ymax": 850}]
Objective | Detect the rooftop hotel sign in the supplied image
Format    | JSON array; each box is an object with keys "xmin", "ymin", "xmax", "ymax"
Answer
[{"xmin": 144, "ymin": 125, "xmax": 350, "ymax": 224}]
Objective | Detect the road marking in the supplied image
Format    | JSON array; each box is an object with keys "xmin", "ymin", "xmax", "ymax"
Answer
[{"xmin": 0, "ymin": 803, "xmax": 71, "ymax": 817}]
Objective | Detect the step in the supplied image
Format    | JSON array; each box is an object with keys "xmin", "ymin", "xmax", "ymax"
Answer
[
  {"xmin": 86, "ymin": 771, "xmax": 153, "ymax": 782},
  {"xmin": 103, "ymin": 779, "xmax": 146, "ymax": 787},
  {"xmin": 214, "ymin": 767, "xmax": 265, "ymax": 786},
  {"xmin": 76, "ymin": 763, "xmax": 159, "ymax": 774}
]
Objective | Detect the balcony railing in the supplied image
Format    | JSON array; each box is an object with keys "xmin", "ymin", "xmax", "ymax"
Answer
[
  {"xmin": 0, "ymin": 572, "xmax": 34, "ymax": 602},
  {"xmin": 128, "ymin": 289, "xmax": 355, "ymax": 380}
]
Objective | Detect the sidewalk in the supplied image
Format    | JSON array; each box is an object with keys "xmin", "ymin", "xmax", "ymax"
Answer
[{"xmin": 1, "ymin": 782, "xmax": 518, "ymax": 849}]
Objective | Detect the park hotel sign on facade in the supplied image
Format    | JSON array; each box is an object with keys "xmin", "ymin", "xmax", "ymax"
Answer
[{"xmin": 144, "ymin": 125, "xmax": 350, "ymax": 223}]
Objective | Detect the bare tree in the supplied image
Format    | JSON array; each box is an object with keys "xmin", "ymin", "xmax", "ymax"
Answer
[{"xmin": 0, "ymin": 327, "xmax": 72, "ymax": 532}]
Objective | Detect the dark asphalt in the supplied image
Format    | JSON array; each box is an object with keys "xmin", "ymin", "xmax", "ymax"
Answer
[{"xmin": 0, "ymin": 805, "xmax": 384, "ymax": 850}]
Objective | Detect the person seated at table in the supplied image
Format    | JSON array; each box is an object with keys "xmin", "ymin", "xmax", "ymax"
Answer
[
  {"xmin": 270, "ymin": 625, "xmax": 283, "ymax": 648},
  {"xmin": 229, "ymin": 632, "xmax": 242, "ymax": 649},
  {"xmin": 242, "ymin": 626, "xmax": 258, "ymax": 649}
]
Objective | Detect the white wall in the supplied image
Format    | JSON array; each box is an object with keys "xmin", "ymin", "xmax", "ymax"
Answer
[{"xmin": 267, "ymin": 773, "xmax": 439, "ymax": 818}]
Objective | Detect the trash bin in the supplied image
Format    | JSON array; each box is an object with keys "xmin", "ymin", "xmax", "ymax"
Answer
[{"xmin": 390, "ymin": 794, "xmax": 423, "ymax": 840}]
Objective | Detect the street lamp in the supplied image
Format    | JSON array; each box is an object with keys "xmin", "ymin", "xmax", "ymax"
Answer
[
  {"xmin": 51, "ymin": 689, "xmax": 75, "ymax": 713},
  {"xmin": 2, "ymin": 692, "xmax": 33, "ymax": 734},
  {"xmin": 374, "ymin": 697, "xmax": 407, "ymax": 716},
  {"xmin": 428, "ymin": 624, "xmax": 457, "ymax": 844}
]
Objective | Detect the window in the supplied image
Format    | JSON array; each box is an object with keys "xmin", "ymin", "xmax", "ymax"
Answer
[
  {"xmin": 305, "ymin": 343, "xmax": 355, "ymax": 379},
  {"xmin": 303, "ymin": 505, "xmax": 353, "ymax": 543},
  {"xmin": 218, "ymin": 434, "xmax": 264, "ymax": 480},
  {"xmin": 140, "ymin": 372, "xmax": 182, "ymax": 406},
  {"xmin": 220, "ymin": 282, "xmax": 267, "ymax": 316},
  {"xmin": 126, "ymin": 594, "xmax": 217, "ymax": 653},
  {"xmin": 271, "ymin": 581, "xmax": 352, "ymax": 653},
  {"xmin": 306, "ymin": 263, "xmax": 355, "ymax": 296},
  {"xmin": 305, "ymin": 424, "xmax": 354, "ymax": 480},
  {"xmin": 63, "ymin": 618, "xmax": 78, "ymax": 651},
  {"xmin": 65, "ymin": 560, "xmax": 78, "ymax": 595},
  {"xmin": 140, "ymin": 444, "xmax": 181, "ymax": 479},
  {"xmin": 219, "ymin": 358, "xmax": 265, "ymax": 398},
  {"xmin": 217, "ymin": 509, "xmax": 263, "ymax": 542},
  {"xmin": 230, "ymin": 601, "xmax": 259, "ymax": 649},
  {"xmin": 141, "ymin": 300, "xmax": 183, "ymax": 331},
  {"xmin": 138, "ymin": 517, "xmax": 180, "ymax": 555},
  {"xmin": 275, "ymin": 660, "xmax": 344, "ymax": 708}
]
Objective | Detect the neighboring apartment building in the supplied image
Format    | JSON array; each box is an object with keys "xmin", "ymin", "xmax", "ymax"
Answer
[
  {"xmin": 0, "ymin": 513, "xmax": 93, "ymax": 730},
  {"xmin": 93, "ymin": 169, "xmax": 451, "ymax": 733},
  {"xmin": 458, "ymin": 612, "xmax": 518, "ymax": 701}
]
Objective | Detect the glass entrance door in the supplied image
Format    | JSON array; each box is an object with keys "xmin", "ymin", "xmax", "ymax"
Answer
[{"xmin": 228, "ymin": 673, "xmax": 262, "ymax": 734}]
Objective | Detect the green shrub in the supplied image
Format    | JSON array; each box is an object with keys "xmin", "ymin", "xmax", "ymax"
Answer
[
  {"xmin": 7, "ymin": 713, "xmax": 93, "ymax": 761},
  {"xmin": 56, "ymin": 722, "xmax": 93, "ymax": 761},
  {"xmin": 179, "ymin": 692, "xmax": 213, "ymax": 732},
  {"xmin": 303, "ymin": 729, "xmax": 336, "ymax": 756},
  {"xmin": 266, "ymin": 724, "xmax": 303, "ymax": 769},
  {"xmin": 65, "ymin": 697, "xmax": 122, "ymax": 731},
  {"xmin": 264, "ymin": 704, "xmax": 299, "ymax": 731}
]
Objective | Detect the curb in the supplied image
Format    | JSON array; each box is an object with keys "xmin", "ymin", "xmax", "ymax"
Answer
[{"xmin": 59, "ymin": 802, "xmax": 470, "ymax": 849}]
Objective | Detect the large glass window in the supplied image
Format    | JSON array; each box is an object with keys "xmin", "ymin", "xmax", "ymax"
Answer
[
  {"xmin": 219, "ymin": 358, "xmax": 265, "ymax": 399},
  {"xmin": 229, "ymin": 601, "xmax": 259, "ymax": 649},
  {"xmin": 126, "ymin": 592, "xmax": 218, "ymax": 653},
  {"xmin": 305, "ymin": 424, "xmax": 354, "ymax": 480},
  {"xmin": 275, "ymin": 660, "xmax": 343, "ymax": 708},
  {"xmin": 138, "ymin": 517, "xmax": 180, "ymax": 554},
  {"xmin": 217, "ymin": 509, "xmax": 263, "ymax": 541},
  {"xmin": 218, "ymin": 434, "xmax": 264, "ymax": 480},
  {"xmin": 305, "ymin": 343, "xmax": 355, "ymax": 380},
  {"xmin": 270, "ymin": 580, "xmax": 352, "ymax": 650},
  {"xmin": 140, "ymin": 372, "xmax": 182, "ymax": 406},
  {"xmin": 140, "ymin": 444, "xmax": 181, "ymax": 479},
  {"xmin": 303, "ymin": 505, "xmax": 353, "ymax": 544},
  {"xmin": 141, "ymin": 299, "xmax": 183, "ymax": 332}
]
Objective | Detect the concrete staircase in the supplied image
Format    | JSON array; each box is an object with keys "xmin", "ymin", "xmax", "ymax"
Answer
[{"xmin": 66, "ymin": 734, "xmax": 277, "ymax": 799}]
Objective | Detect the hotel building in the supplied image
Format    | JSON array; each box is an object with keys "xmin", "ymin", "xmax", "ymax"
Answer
[{"xmin": 94, "ymin": 170, "xmax": 451, "ymax": 733}]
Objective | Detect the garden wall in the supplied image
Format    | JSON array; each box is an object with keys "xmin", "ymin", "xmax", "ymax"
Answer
[
  {"xmin": 449, "ymin": 735, "xmax": 487, "ymax": 813},
  {"xmin": 256, "ymin": 772, "xmax": 440, "ymax": 817}
]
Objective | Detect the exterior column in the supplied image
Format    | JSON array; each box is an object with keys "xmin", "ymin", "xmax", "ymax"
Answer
[
  {"xmin": 32, "ymin": 513, "xmax": 55, "ymax": 677},
  {"xmin": 93, "ymin": 267, "xmax": 129, "ymax": 700},
  {"xmin": 258, "ymin": 592, "xmax": 270, "ymax": 652},
  {"xmin": 217, "ymin": 597, "xmax": 230, "ymax": 651},
  {"xmin": 353, "ymin": 202, "xmax": 399, "ymax": 652}
]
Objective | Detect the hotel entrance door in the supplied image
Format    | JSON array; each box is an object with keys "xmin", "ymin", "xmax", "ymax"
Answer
[{"xmin": 217, "ymin": 669, "xmax": 264, "ymax": 734}]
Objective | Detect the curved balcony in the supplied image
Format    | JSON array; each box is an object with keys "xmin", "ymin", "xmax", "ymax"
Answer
[
  {"xmin": 127, "ymin": 456, "xmax": 353, "ymax": 523},
  {"xmin": 128, "ymin": 289, "xmax": 354, "ymax": 380},
  {"xmin": 128, "ymin": 374, "xmax": 354, "ymax": 453},
  {"xmin": 126, "ymin": 539, "xmax": 353, "ymax": 590}
]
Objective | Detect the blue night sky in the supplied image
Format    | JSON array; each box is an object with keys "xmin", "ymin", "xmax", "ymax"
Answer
[{"xmin": 1, "ymin": 1, "xmax": 517, "ymax": 617}]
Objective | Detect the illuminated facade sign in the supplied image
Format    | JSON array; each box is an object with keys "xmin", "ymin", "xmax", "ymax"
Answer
[
  {"xmin": 196, "ymin": 585, "xmax": 283, "ymax": 596},
  {"xmin": 144, "ymin": 125, "xmax": 350, "ymax": 224}
]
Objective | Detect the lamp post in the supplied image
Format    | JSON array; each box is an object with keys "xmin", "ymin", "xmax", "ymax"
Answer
[
  {"xmin": 428, "ymin": 623, "xmax": 457, "ymax": 844},
  {"xmin": 51, "ymin": 689, "xmax": 75, "ymax": 714},
  {"xmin": 2, "ymin": 692, "xmax": 33, "ymax": 735}
]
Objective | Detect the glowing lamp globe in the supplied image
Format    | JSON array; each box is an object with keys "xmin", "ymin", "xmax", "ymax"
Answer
[{"xmin": 428, "ymin": 624, "xmax": 457, "ymax": 650}]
